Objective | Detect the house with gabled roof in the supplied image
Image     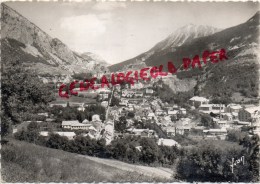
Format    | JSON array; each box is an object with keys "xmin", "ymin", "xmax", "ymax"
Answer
[
  {"xmin": 189, "ymin": 96, "xmax": 209, "ymax": 108},
  {"xmin": 238, "ymin": 106, "xmax": 260, "ymax": 122}
]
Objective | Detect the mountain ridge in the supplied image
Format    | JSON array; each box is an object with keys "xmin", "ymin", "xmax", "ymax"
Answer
[
  {"xmin": 109, "ymin": 11, "xmax": 259, "ymax": 72},
  {"xmin": 109, "ymin": 24, "xmax": 220, "ymax": 72},
  {"xmin": 109, "ymin": 11, "xmax": 259, "ymax": 102},
  {"xmin": 1, "ymin": 3, "xmax": 108, "ymax": 75}
]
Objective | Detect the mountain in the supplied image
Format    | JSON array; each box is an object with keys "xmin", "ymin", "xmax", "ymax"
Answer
[
  {"xmin": 109, "ymin": 24, "xmax": 220, "ymax": 72},
  {"xmin": 79, "ymin": 52, "xmax": 110, "ymax": 70},
  {"xmin": 109, "ymin": 11, "xmax": 259, "ymax": 102},
  {"xmin": 1, "ymin": 4, "xmax": 108, "ymax": 75}
]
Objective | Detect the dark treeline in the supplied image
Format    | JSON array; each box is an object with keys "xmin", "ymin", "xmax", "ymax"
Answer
[
  {"xmin": 1, "ymin": 56, "xmax": 55, "ymax": 136},
  {"xmin": 49, "ymin": 105, "xmax": 106, "ymax": 122},
  {"xmin": 14, "ymin": 121, "xmax": 259, "ymax": 182},
  {"xmin": 14, "ymin": 122, "xmax": 181, "ymax": 167}
]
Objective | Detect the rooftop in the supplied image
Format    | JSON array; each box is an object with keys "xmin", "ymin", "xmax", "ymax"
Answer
[
  {"xmin": 244, "ymin": 106, "xmax": 260, "ymax": 114},
  {"xmin": 189, "ymin": 96, "xmax": 209, "ymax": 102},
  {"xmin": 62, "ymin": 120, "xmax": 90, "ymax": 127},
  {"xmin": 158, "ymin": 138, "xmax": 181, "ymax": 147}
]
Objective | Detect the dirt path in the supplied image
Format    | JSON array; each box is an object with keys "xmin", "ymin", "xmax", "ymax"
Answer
[{"xmin": 79, "ymin": 155, "xmax": 173, "ymax": 179}]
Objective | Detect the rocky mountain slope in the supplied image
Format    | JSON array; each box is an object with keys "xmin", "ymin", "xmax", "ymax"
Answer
[
  {"xmin": 109, "ymin": 24, "xmax": 220, "ymax": 72},
  {"xmin": 1, "ymin": 4, "xmax": 108, "ymax": 75}
]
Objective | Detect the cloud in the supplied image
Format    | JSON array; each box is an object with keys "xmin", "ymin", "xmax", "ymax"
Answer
[
  {"xmin": 60, "ymin": 13, "xmax": 113, "ymax": 55},
  {"xmin": 60, "ymin": 14, "xmax": 107, "ymax": 38},
  {"xmin": 92, "ymin": 2, "xmax": 126, "ymax": 11}
]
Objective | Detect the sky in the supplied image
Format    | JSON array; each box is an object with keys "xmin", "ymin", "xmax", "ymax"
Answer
[{"xmin": 6, "ymin": 1, "xmax": 259, "ymax": 64}]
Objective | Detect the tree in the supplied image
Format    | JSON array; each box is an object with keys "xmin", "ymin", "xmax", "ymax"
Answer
[
  {"xmin": 110, "ymin": 96, "xmax": 120, "ymax": 106},
  {"xmin": 114, "ymin": 116, "xmax": 127, "ymax": 133},
  {"xmin": 226, "ymin": 130, "xmax": 248, "ymax": 143},
  {"xmin": 46, "ymin": 133, "xmax": 70, "ymax": 150},
  {"xmin": 109, "ymin": 139, "xmax": 128, "ymax": 160},
  {"xmin": 176, "ymin": 140, "xmax": 253, "ymax": 182},
  {"xmin": 2, "ymin": 58, "xmax": 54, "ymax": 136},
  {"xmin": 200, "ymin": 114, "xmax": 219, "ymax": 128},
  {"xmin": 139, "ymin": 138, "xmax": 160, "ymax": 165},
  {"xmin": 127, "ymin": 112, "xmax": 135, "ymax": 119},
  {"xmin": 27, "ymin": 122, "xmax": 40, "ymax": 132},
  {"xmin": 125, "ymin": 144, "xmax": 140, "ymax": 163},
  {"xmin": 211, "ymin": 97, "xmax": 232, "ymax": 106},
  {"xmin": 71, "ymin": 72, "xmax": 93, "ymax": 80},
  {"xmin": 240, "ymin": 134, "xmax": 260, "ymax": 182}
]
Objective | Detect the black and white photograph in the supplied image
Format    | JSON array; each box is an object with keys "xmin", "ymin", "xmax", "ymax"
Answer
[{"xmin": 1, "ymin": 1, "xmax": 260, "ymax": 183}]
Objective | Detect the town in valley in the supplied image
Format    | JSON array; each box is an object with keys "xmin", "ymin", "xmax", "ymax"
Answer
[{"xmin": 14, "ymin": 72, "xmax": 260, "ymax": 147}]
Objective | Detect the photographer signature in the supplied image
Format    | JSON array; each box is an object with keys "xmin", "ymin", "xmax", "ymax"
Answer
[{"xmin": 230, "ymin": 156, "xmax": 245, "ymax": 173}]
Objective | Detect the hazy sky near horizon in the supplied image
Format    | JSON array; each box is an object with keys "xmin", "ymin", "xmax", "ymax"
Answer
[{"xmin": 6, "ymin": 2, "xmax": 259, "ymax": 64}]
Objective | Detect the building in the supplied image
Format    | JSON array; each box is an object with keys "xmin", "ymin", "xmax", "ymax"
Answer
[
  {"xmin": 147, "ymin": 112, "xmax": 156, "ymax": 120},
  {"xmin": 179, "ymin": 108, "xmax": 187, "ymax": 115},
  {"xmin": 49, "ymin": 101, "xmax": 67, "ymax": 107},
  {"xmin": 96, "ymin": 88, "xmax": 112, "ymax": 94},
  {"xmin": 226, "ymin": 104, "xmax": 242, "ymax": 113},
  {"xmin": 141, "ymin": 104, "xmax": 151, "ymax": 110},
  {"xmin": 68, "ymin": 102, "xmax": 85, "ymax": 108},
  {"xmin": 101, "ymin": 101, "xmax": 109, "ymax": 108},
  {"xmin": 217, "ymin": 120, "xmax": 233, "ymax": 128},
  {"xmin": 203, "ymin": 129, "xmax": 227, "ymax": 139},
  {"xmin": 82, "ymin": 119, "xmax": 90, "ymax": 124},
  {"xmin": 199, "ymin": 104, "xmax": 212, "ymax": 113},
  {"xmin": 103, "ymin": 121, "xmax": 114, "ymax": 145},
  {"xmin": 157, "ymin": 138, "xmax": 181, "ymax": 148},
  {"xmin": 203, "ymin": 128, "xmax": 227, "ymax": 140},
  {"xmin": 99, "ymin": 93, "xmax": 109, "ymax": 100},
  {"xmin": 92, "ymin": 114, "xmax": 101, "ymax": 121},
  {"xmin": 130, "ymin": 82, "xmax": 144, "ymax": 89},
  {"xmin": 37, "ymin": 112, "xmax": 48, "ymax": 117},
  {"xmin": 155, "ymin": 109, "xmax": 166, "ymax": 116},
  {"xmin": 135, "ymin": 92, "xmax": 143, "ymax": 97},
  {"xmin": 122, "ymin": 89, "xmax": 135, "ymax": 98},
  {"xmin": 126, "ymin": 128, "xmax": 155, "ymax": 138},
  {"xmin": 114, "ymin": 84, "xmax": 121, "ymax": 91},
  {"xmin": 168, "ymin": 110, "xmax": 178, "ymax": 116},
  {"xmin": 92, "ymin": 120, "xmax": 102, "ymax": 132},
  {"xmin": 163, "ymin": 104, "xmax": 173, "ymax": 110},
  {"xmin": 145, "ymin": 89, "xmax": 154, "ymax": 94},
  {"xmin": 189, "ymin": 96, "xmax": 209, "ymax": 108},
  {"xmin": 62, "ymin": 120, "xmax": 91, "ymax": 130},
  {"xmin": 77, "ymin": 106, "xmax": 85, "ymax": 111},
  {"xmin": 119, "ymin": 99, "xmax": 128, "ymax": 106},
  {"xmin": 175, "ymin": 126, "xmax": 191, "ymax": 135},
  {"xmin": 252, "ymin": 117, "xmax": 260, "ymax": 136},
  {"xmin": 87, "ymin": 126, "xmax": 98, "ymax": 138},
  {"xmin": 165, "ymin": 127, "xmax": 176, "ymax": 137},
  {"xmin": 199, "ymin": 104, "xmax": 225, "ymax": 114},
  {"xmin": 221, "ymin": 113, "xmax": 233, "ymax": 121},
  {"xmin": 238, "ymin": 106, "xmax": 260, "ymax": 122},
  {"xmin": 211, "ymin": 104, "xmax": 225, "ymax": 113}
]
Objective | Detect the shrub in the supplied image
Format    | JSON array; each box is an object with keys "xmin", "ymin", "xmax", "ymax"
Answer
[{"xmin": 176, "ymin": 140, "xmax": 254, "ymax": 182}]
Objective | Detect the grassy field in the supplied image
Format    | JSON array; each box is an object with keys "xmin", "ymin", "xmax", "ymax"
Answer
[{"xmin": 1, "ymin": 139, "xmax": 173, "ymax": 183}]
